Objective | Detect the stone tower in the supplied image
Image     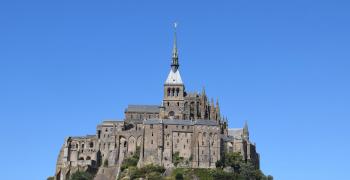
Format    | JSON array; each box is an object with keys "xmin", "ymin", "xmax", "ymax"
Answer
[{"xmin": 161, "ymin": 25, "xmax": 185, "ymax": 120}]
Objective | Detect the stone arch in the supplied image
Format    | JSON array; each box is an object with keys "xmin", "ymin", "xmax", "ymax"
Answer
[
  {"xmin": 128, "ymin": 136, "xmax": 136, "ymax": 155},
  {"xmin": 86, "ymin": 156, "xmax": 91, "ymax": 160}
]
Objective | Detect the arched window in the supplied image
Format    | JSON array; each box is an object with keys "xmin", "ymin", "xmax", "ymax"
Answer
[
  {"xmin": 79, "ymin": 157, "xmax": 84, "ymax": 160},
  {"xmin": 89, "ymin": 142, "xmax": 94, "ymax": 148},
  {"xmin": 172, "ymin": 88, "xmax": 175, "ymax": 96},
  {"xmin": 81, "ymin": 144, "xmax": 85, "ymax": 149},
  {"xmin": 176, "ymin": 88, "xmax": 179, "ymax": 96},
  {"xmin": 167, "ymin": 88, "xmax": 171, "ymax": 96},
  {"xmin": 86, "ymin": 156, "xmax": 91, "ymax": 160}
]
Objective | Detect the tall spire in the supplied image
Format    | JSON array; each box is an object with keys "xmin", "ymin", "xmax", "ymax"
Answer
[
  {"xmin": 171, "ymin": 22, "xmax": 179, "ymax": 72},
  {"xmin": 243, "ymin": 121, "xmax": 249, "ymax": 140}
]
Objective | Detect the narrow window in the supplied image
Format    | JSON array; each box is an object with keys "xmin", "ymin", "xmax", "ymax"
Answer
[
  {"xmin": 151, "ymin": 140, "xmax": 153, "ymax": 144},
  {"xmin": 184, "ymin": 145, "xmax": 186, "ymax": 149},
  {"xmin": 150, "ymin": 124, "xmax": 153, "ymax": 129},
  {"xmin": 152, "ymin": 132, "xmax": 154, "ymax": 136},
  {"xmin": 165, "ymin": 125, "xmax": 168, "ymax": 129},
  {"xmin": 182, "ymin": 126, "xmax": 184, "ymax": 129}
]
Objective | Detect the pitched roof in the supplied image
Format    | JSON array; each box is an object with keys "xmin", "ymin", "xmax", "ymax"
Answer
[
  {"xmin": 126, "ymin": 105, "xmax": 160, "ymax": 113},
  {"xmin": 165, "ymin": 69, "xmax": 183, "ymax": 84}
]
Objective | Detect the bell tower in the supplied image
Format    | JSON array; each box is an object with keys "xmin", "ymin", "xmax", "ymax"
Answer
[{"xmin": 161, "ymin": 23, "xmax": 185, "ymax": 120}]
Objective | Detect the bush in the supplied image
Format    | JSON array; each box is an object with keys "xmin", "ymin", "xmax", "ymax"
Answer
[
  {"xmin": 103, "ymin": 159, "xmax": 108, "ymax": 167},
  {"xmin": 70, "ymin": 171, "xmax": 94, "ymax": 180},
  {"xmin": 175, "ymin": 172, "xmax": 184, "ymax": 180}
]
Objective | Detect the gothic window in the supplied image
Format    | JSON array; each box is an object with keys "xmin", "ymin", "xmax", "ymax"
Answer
[
  {"xmin": 177, "ymin": 102, "xmax": 179, "ymax": 106},
  {"xmin": 172, "ymin": 88, "xmax": 175, "ymax": 96},
  {"xmin": 89, "ymin": 142, "xmax": 94, "ymax": 148},
  {"xmin": 169, "ymin": 111, "xmax": 175, "ymax": 118},
  {"xmin": 167, "ymin": 88, "xmax": 171, "ymax": 96},
  {"xmin": 178, "ymin": 132, "xmax": 180, "ymax": 136},
  {"xmin": 184, "ymin": 145, "xmax": 186, "ymax": 149},
  {"xmin": 167, "ymin": 102, "xmax": 170, "ymax": 106},
  {"xmin": 82, "ymin": 144, "xmax": 85, "ymax": 149},
  {"xmin": 176, "ymin": 88, "xmax": 179, "ymax": 96},
  {"xmin": 76, "ymin": 144, "xmax": 78, "ymax": 149}
]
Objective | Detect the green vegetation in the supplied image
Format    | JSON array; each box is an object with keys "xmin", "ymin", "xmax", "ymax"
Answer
[
  {"xmin": 46, "ymin": 177, "xmax": 54, "ymax": 180},
  {"xmin": 119, "ymin": 147, "xmax": 166, "ymax": 179},
  {"xmin": 172, "ymin": 152, "xmax": 184, "ymax": 167},
  {"xmin": 167, "ymin": 153, "xmax": 272, "ymax": 180},
  {"xmin": 70, "ymin": 171, "xmax": 94, "ymax": 180},
  {"xmin": 103, "ymin": 159, "xmax": 109, "ymax": 167}
]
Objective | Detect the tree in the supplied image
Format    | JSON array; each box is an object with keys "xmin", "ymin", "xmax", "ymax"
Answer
[
  {"xmin": 224, "ymin": 152, "xmax": 244, "ymax": 173},
  {"xmin": 70, "ymin": 171, "xmax": 94, "ymax": 180}
]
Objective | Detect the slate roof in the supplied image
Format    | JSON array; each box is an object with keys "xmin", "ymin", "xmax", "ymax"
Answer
[
  {"xmin": 228, "ymin": 128, "xmax": 243, "ymax": 139},
  {"xmin": 126, "ymin": 105, "xmax": 160, "ymax": 113},
  {"xmin": 165, "ymin": 69, "xmax": 183, "ymax": 84},
  {"xmin": 143, "ymin": 119, "xmax": 218, "ymax": 126}
]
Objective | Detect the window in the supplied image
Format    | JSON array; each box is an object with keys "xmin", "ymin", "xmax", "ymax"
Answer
[
  {"xmin": 167, "ymin": 142, "xmax": 169, "ymax": 146},
  {"xmin": 177, "ymin": 102, "xmax": 180, "ymax": 106},
  {"xmin": 150, "ymin": 124, "xmax": 153, "ymax": 129},
  {"xmin": 202, "ymin": 150, "xmax": 204, "ymax": 154},
  {"xmin": 167, "ymin": 88, "xmax": 171, "ymax": 96},
  {"xmin": 202, "ymin": 141, "xmax": 204, "ymax": 145},
  {"xmin": 177, "ymin": 139, "xmax": 179, "ymax": 143},
  {"xmin": 82, "ymin": 144, "xmax": 85, "ymax": 149},
  {"xmin": 176, "ymin": 88, "xmax": 179, "ymax": 96},
  {"xmin": 151, "ymin": 140, "xmax": 153, "ymax": 144},
  {"xmin": 152, "ymin": 132, "xmax": 153, "ymax": 136},
  {"xmin": 89, "ymin": 142, "xmax": 94, "ymax": 148},
  {"xmin": 178, "ymin": 132, "xmax": 180, "ymax": 136},
  {"xmin": 187, "ymin": 139, "xmax": 189, "ymax": 143},
  {"xmin": 167, "ymin": 102, "xmax": 170, "ymax": 106},
  {"xmin": 76, "ymin": 144, "xmax": 78, "ymax": 149},
  {"xmin": 184, "ymin": 145, "xmax": 186, "ymax": 149},
  {"xmin": 86, "ymin": 156, "xmax": 91, "ymax": 160},
  {"xmin": 165, "ymin": 125, "xmax": 168, "ymax": 129},
  {"xmin": 182, "ymin": 126, "xmax": 184, "ymax": 129},
  {"xmin": 105, "ymin": 128, "xmax": 108, "ymax": 132}
]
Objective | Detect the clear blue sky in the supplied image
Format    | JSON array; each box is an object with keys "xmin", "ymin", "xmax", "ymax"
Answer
[{"xmin": 1, "ymin": 0, "xmax": 349, "ymax": 179}]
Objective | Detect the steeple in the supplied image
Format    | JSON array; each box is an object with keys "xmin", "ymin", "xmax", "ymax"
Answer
[
  {"xmin": 171, "ymin": 22, "xmax": 179, "ymax": 72},
  {"xmin": 243, "ymin": 121, "xmax": 249, "ymax": 140},
  {"xmin": 165, "ymin": 22, "xmax": 183, "ymax": 85}
]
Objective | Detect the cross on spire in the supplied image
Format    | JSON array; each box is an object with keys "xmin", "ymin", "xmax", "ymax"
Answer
[{"xmin": 171, "ymin": 22, "xmax": 179, "ymax": 72}]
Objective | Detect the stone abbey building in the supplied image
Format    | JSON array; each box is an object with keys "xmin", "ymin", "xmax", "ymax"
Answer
[{"xmin": 54, "ymin": 31, "xmax": 260, "ymax": 180}]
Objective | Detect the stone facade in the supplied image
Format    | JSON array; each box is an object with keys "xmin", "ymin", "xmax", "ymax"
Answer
[{"xmin": 54, "ymin": 32, "xmax": 260, "ymax": 180}]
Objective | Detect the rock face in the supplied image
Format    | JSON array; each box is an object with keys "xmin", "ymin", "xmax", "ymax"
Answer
[{"xmin": 53, "ymin": 33, "xmax": 260, "ymax": 180}]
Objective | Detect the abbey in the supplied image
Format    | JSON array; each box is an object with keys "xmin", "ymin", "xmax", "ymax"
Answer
[{"xmin": 54, "ymin": 31, "xmax": 260, "ymax": 180}]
